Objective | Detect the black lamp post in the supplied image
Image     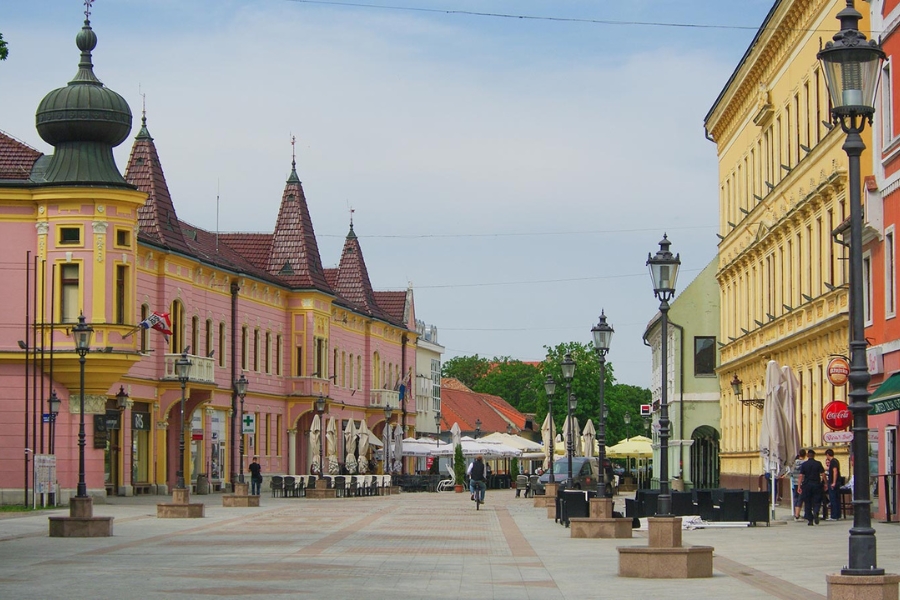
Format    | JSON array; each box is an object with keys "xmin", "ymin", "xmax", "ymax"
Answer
[
  {"xmin": 474, "ymin": 418, "xmax": 481, "ymax": 439},
  {"xmin": 234, "ymin": 374, "xmax": 249, "ymax": 483},
  {"xmin": 561, "ymin": 352, "xmax": 576, "ymax": 488},
  {"xmin": 382, "ymin": 402, "xmax": 393, "ymax": 474},
  {"xmin": 818, "ymin": 1, "xmax": 885, "ymax": 576},
  {"xmin": 174, "ymin": 350, "xmax": 192, "ymax": 490},
  {"xmin": 624, "ymin": 411, "xmax": 631, "ymax": 441},
  {"xmin": 592, "ymin": 312, "xmax": 614, "ymax": 497},
  {"xmin": 316, "ymin": 395, "xmax": 327, "ymax": 474},
  {"xmin": 647, "ymin": 234, "xmax": 680, "ymax": 517},
  {"xmin": 434, "ymin": 411, "xmax": 441, "ymax": 447},
  {"xmin": 544, "ymin": 375, "xmax": 557, "ymax": 483},
  {"xmin": 72, "ymin": 313, "xmax": 93, "ymax": 498},
  {"xmin": 48, "ymin": 389, "xmax": 60, "ymax": 455}
]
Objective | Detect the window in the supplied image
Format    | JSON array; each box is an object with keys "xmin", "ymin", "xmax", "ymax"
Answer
[
  {"xmin": 241, "ymin": 326, "xmax": 248, "ymax": 371},
  {"xmin": 431, "ymin": 358, "xmax": 441, "ymax": 411},
  {"xmin": 265, "ymin": 331, "xmax": 271, "ymax": 374},
  {"xmin": 205, "ymin": 319, "xmax": 213, "ymax": 359},
  {"xmin": 314, "ymin": 338, "xmax": 326, "ymax": 378},
  {"xmin": 373, "ymin": 352, "xmax": 381, "ymax": 388},
  {"xmin": 887, "ymin": 228, "xmax": 896, "ymax": 318},
  {"xmin": 253, "ymin": 329, "xmax": 260, "ymax": 371},
  {"xmin": 140, "ymin": 305, "xmax": 149, "ymax": 352},
  {"xmin": 170, "ymin": 300, "xmax": 184, "ymax": 353},
  {"xmin": 218, "ymin": 323, "xmax": 226, "ymax": 367},
  {"xmin": 334, "ymin": 348, "xmax": 339, "ymax": 384},
  {"xmin": 694, "ymin": 336, "xmax": 716, "ymax": 376},
  {"xmin": 295, "ymin": 345, "xmax": 303, "ymax": 377},
  {"xmin": 115, "ymin": 228, "xmax": 131, "ymax": 248},
  {"xmin": 114, "ymin": 265, "xmax": 128, "ymax": 324},
  {"xmin": 191, "ymin": 316, "xmax": 199, "ymax": 356},
  {"xmin": 864, "ymin": 252, "xmax": 873, "ymax": 325},
  {"xmin": 60, "ymin": 263, "xmax": 80, "ymax": 323},
  {"xmin": 276, "ymin": 334, "xmax": 282, "ymax": 376},
  {"xmin": 58, "ymin": 226, "xmax": 81, "ymax": 245},
  {"xmin": 357, "ymin": 355, "xmax": 362, "ymax": 390},
  {"xmin": 883, "ymin": 60, "xmax": 893, "ymax": 146}
]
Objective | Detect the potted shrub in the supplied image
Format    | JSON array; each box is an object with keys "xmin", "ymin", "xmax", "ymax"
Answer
[
  {"xmin": 510, "ymin": 457, "xmax": 519, "ymax": 488},
  {"xmin": 453, "ymin": 444, "xmax": 466, "ymax": 493}
]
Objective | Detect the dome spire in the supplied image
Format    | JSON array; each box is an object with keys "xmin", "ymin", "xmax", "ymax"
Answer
[{"xmin": 287, "ymin": 134, "xmax": 300, "ymax": 183}]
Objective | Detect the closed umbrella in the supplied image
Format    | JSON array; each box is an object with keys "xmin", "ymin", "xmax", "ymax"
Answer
[
  {"xmin": 326, "ymin": 416, "xmax": 339, "ymax": 475},
  {"xmin": 582, "ymin": 420, "xmax": 596, "ymax": 458},
  {"xmin": 540, "ymin": 413, "xmax": 556, "ymax": 469},
  {"xmin": 309, "ymin": 413, "xmax": 322, "ymax": 474},
  {"xmin": 344, "ymin": 419, "xmax": 358, "ymax": 474},
  {"xmin": 780, "ymin": 366, "xmax": 801, "ymax": 474},
  {"xmin": 760, "ymin": 360, "xmax": 790, "ymax": 518},
  {"xmin": 393, "ymin": 423, "xmax": 403, "ymax": 474},
  {"xmin": 357, "ymin": 420, "xmax": 371, "ymax": 474},
  {"xmin": 450, "ymin": 422, "xmax": 462, "ymax": 450}
]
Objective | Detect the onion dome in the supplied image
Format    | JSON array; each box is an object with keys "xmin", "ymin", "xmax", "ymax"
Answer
[{"xmin": 35, "ymin": 17, "xmax": 133, "ymax": 186}]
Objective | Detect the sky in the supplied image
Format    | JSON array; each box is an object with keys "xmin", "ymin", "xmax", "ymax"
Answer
[{"xmin": 1, "ymin": 0, "xmax": 781, "ymax": 387}]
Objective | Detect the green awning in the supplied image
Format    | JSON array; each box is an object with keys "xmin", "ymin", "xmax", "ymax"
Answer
[{"xmin": 869, "ymin": 372, "xmax": 900, "ymax": 416}]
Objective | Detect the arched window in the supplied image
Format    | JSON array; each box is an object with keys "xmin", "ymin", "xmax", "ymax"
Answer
[
  {"xmin": 171, "ymin": 299, "xmax": 185, "ymax": 353},
  {"xmin": 140, "ymin": 304, "xmax": 149, "ymax": 353}
]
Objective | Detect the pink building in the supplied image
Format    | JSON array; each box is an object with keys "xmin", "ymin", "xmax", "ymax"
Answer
[{"xmin": 0, "ymin": 16, "xmax": 417, "ymax": 503}]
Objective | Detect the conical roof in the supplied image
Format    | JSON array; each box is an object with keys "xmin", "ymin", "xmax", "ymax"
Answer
[
  {"xmin": 267, "ymin": 159, "xmax": 331, "ymax": 292},
  {"xmin": 125, "ymin": 115, "xmax": 191, "ymax": 254},
  {"xmin": 35, "ymin": 16, "xmax": 132, "ymax": 186},
  {"xmin": 333, "ymin": 224, "xmax": 391, "ymax": 321}
]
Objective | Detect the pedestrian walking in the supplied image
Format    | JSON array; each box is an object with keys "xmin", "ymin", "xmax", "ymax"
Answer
[
  {"xmin": 791, "ymin": 449, "xmax": 807, "ymax": 520},
  {"xmin": 825, "ymin": 449, "xmax": 843, "ymax": 520},
  {"xmin": 249, "ymin": 456, "xmax": 262, "ymax": 496},
  {"xmin": 798, "ymin": 449, "xmax": 825, "ymax": 525}
]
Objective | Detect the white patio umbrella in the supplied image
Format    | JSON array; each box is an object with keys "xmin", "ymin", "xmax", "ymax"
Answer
[
  {"xmin": 582, "ymin": 420, "xmax": 596, "ymax": 458},
  {"xmin": 344, "ymin": 419, "xmax": 358, "ymax": 474},
  {"xmin": 781, "ymin": 365, "xmax": 802, "ymax": 511},
  {"xmin": 561, "ymin": 415, "xmax": 581, "ymax": 456},
  {"xmin": 541, "ymin": 413, "xmax": 556, "ymax": 469},
  {"xmin": 326, "ymin": 416, "xmax": 339, "ymax": 475},
  {"xmin": 450, "ymin": 422, "xmax": 462, "ymax": 449},
  {"xmin": 356, "ymin": 420, "xmax": 371, "ymax": 474},
  {"xmin": 393, "ymin": 423, "xmax": 403, "ymax": 474},
  {"xmin": 309, "ymin": 413, "xmax": 322, "ymax": 474},
  {"xmin": 761, "ymin": 360, "xmax": 791, "ymax": 519}
]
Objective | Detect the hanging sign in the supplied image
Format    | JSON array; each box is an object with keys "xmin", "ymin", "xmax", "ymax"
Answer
[
  {"xmin": 827, "ymin": 357, "xmax": 850, "ymax": 387},
  {"xmin": 822, "ymin": 400, "xmax": 852, "ymax": 431},
  {"xmin": 241, "ymin": 413, "xmax": 256, "ymax": 434},
  {"xmin": 823, "ymin": 431, "xmax": 853, "ymax": 444}
]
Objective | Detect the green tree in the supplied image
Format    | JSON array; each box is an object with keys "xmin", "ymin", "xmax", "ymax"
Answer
[
  {"xmin": 472, "ymin": 358, "xmax": 542, "ymax": 413},
  {"xmin": 0, "ymin": 33, "xmax": 8, "ymax": 61},
  {"xmin": 441, "ymin": 354, "xmax": 491, "ymax": 389},
  {"xmin": 453, "ymin": 443, "xmax": 466, "ymax": 487}
]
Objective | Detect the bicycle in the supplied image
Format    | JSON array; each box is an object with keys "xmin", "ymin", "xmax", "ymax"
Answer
[{"xmin": 472, "ymin": 480, "xmax": 486, "ymax": 510}]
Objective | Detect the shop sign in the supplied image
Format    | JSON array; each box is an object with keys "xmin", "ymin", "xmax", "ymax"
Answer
[
  {"xmin": 827, "ymin": 357, "xmax": 850, "ymax": 387},
  {"xmin": 132, "ymin": 412, "xmax": 151, "ymax": 431},
  {"xmin": 822, "ymin": 400, "xmax": 852, "ymax": 431},
  {"xmin": 869, "ymin": 396, "xmax": 900, "ymax": 416},
  {"xmin": 823, "ymin": 431, "xmax": 853, "ymax": 443},
  {"xmin": 191, "ymin": 428, "xmax": 203, "ymax": 440}
]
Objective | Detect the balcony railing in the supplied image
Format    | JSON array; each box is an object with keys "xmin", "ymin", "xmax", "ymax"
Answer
[
  {"xmin": 162, "ymin": 353, "xmax": 216, "ymax": 384},
  {"xmin": 370, "ymin": 389, "xmax": 400, "ymax": 409}
]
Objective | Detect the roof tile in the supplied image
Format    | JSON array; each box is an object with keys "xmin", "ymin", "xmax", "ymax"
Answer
[{"xmin": 0, "ymin": 130, "xmax": 42, "ymax": 180}]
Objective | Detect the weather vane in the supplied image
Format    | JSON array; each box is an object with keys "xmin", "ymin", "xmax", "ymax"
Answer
[
  {"xmin": 349, "ymin": 206, "xmax": 355, "ymax": 227},
  {"xmin": 85, "ymin": 0, "xmax": 94, "ymax": 20},
  {"xmin": 291, "ymin": 134, "xmax": 296, "ymax": 165}
]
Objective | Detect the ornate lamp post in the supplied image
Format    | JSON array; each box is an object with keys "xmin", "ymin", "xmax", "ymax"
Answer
[
  {"xmin": 234, "ymin": 374, "xmax": 249, "ymax": 483},
  {"xmin": 48, "ymin": 390, "xmax": 60, "ymax": 455},
  {"xmin": 544, "ymin": 375, "xmax": 557, "ymax": 483},
  {"xmin": 315, "ymin": 395, "xmax": 327, "ymax": 475},
  {"xmin": 818, "ymin": 1, "xmax": 885, "ymax": 577},
  {"xmin": 71, "ymin": 314, "xmax": 93, "ymax": 498},
  {"xmin": 561, "ymin": 352, "xmax": 576, "ymax": 488},
  {"xmin": 624, "ymin": 411, "xmax": 631, "ymax": 441},
  {"xmin": 647, "ymin": 234, "xmax": 680, "ymax": 517},
  {"xmin": 474, "ymin": 418, "xmax": 481, "ymax": 439},
  {"xmin": 434, "ymin": 411, "xmax": 441, "ymax": 447},
  {"xmin": 383, "ymin": 402, "xmax": 393, "ymax": 474},
  {"xmin": 174, "ymin": 351, "xmax": 192, "ymax": 490},
  {"xmin": 592, "ymin": 311, "xmax": 614, "ymax": 497}
]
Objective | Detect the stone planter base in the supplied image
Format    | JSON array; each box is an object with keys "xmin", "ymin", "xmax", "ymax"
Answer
[
  {"xmin": 306, "ymin": 488, "xmax": 337, "ymax": 499},
  {"xmin": 533, "ymin": 496, "xmax": 554, "ymax": 509},
  {"xmin": 157, "ymin": 488, "xmax": 204, "ymax": 518},
  {"xmin": 48, "ymin": 497, "xmax": 113, "ymax": 537},
  {"xmin": 617, "ymin": 546, "xmax": 714, "ymax": 578},
  {"xmin": 569, "ymin": 517, "xmax": 632, "ymax": 539},
  {"xmin": 223, "ymin": 494, "xmax": 260, "ymax": 507},
  {"xmin": 826, "ymin": 573, "xmax": 900, "ymax": 600}
]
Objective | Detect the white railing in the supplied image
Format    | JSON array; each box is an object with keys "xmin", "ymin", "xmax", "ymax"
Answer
[
  {"xmin": 369, "ymin": 389, "xmax": 400, "ymax": 409},
  {"xmin": 163, "ymin": 354, "xmax": 216, "ymax": 384}
]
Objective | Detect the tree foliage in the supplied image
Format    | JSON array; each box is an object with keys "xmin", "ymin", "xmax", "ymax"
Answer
[
  {"xmin": 444, "ymin": 343, "xmax": 651, "ymax": 446},
  {"xmin": 0, "ymin": 33, "xmax": 8, "ymax": 61}
]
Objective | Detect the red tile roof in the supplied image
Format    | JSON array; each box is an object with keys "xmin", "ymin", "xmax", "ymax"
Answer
[
  {"xmin": 217, "ymin": 233, "xmax": 272, "ymax": 271},
  {"xmin": 438, "ymin": 380, "xmax": 526, "ymax": 434},
  {"xmin": 374, "ymin": 290, "xmax": 407, "ymax": 324},
  {"xmin": 125, "ymin": 118, "xmax": 192, "ymax": 255},
  {"xmin": 0, "ymin": 130, "xmax": 42, "ymax": 180},
  {"xmin": 332, "ymin": 226, "xmax": 393, "ymax": 322}
]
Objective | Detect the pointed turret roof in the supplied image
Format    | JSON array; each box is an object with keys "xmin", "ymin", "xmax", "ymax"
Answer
[
  {"xmin": 124, "ymin": 115, "xmax": 191, "ymax": 254},
  {"xmin": 333, "ymin": 224, "xmax": 391, "ymax": 321},
  {"xmin": 0, "ymin": 130, "xmax": 42, "ymax": 181},
  {"xmin": 267, "ymin": 159, "xmax": 331, "ymax": 292}
]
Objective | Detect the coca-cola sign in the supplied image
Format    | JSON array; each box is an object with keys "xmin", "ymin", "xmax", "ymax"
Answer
[{"xmin": 822, "ymin": 400, "xmax": 851, "ymax": 431}]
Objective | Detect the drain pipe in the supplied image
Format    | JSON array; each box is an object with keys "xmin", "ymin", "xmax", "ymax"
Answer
[{"xmin": 229, "ymin": 279, "xmax": 240, "ymax": 492}]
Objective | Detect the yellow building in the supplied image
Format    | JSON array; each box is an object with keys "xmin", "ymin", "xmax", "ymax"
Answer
[{"xmin": 703, "ymin": 0, "xmax": 863, "ymax": 488}]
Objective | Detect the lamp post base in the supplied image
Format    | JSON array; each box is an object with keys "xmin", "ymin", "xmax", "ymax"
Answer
[
  {"xmin": 48, "ymin": 497, "xmax": 114, "ymax": 537},
  {"xmin": 157, "ymin": 488, "xmax": 205, "ymax": 518},
  {"xmin": 616, "ymin": 517, "xmax": 714, "ymax": 579},
  {"xmin": 826, "ymin": 574, "xmax": 900, "ymax": 600}
]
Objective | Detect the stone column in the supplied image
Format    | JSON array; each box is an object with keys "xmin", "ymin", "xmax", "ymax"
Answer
[{"xmin": 288, "ymin": 429, "xmax": 297, "ymax": 474}]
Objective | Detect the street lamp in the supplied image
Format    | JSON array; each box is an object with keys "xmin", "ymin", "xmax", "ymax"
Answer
[
  {"xmin": 544, "ymin": 375, "xmax": 557, "ymax": 483},
  {"xmin": 434, "ymin": 411, "xmax": 441, "ymax": 447},
  {"xmin": 566, "ymin": 392, "xmax": 578, "ymax": 488},
  {"xmin": 72, "ymin": 313, "xmax": 93, "ymax": 498},
  {"xmin": 234, "ymin": 373, "xmax": 249, "ymax": 483},
  {"xmin": 474, "ymin": 418, "xmax": 481, "ymax": 439},
  {"xmin": 174, "ymin": 350, "xmax": 192, "ymax": 490},
  {"xmin": 316, "ymin": 395, "xmax": 327, "ymax": 475},
  {"xmin": 48, "ymin": 389, "xmax": 60, "ymax": 455},
  {"xmin": 383, "ymin": 402, "xmax": 393, "ymax": 474},
  {"xmin": 624, "ymin": 411, "xmax": 631, "ymax": 441},
  {"xmin": 592, "ymin": 311, "xmax": 614, "ymax": 497},
  {"xmin": 647, "ymin": 234, "xmax": 680, "ymax": 517},
  {"xmin": 818, "ymin": 1, "xmax": 885, "ymax": 577},
  {"xmin": 561, "ymin": 352, "xmax": 576, "ymax": 488}
]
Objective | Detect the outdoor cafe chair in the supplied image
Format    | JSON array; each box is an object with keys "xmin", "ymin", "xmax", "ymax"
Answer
[
  {"xmin": 334, "ymin": 476, "xmax": 346, "ymax": 498},
  {"xmin": 283, "ymin": 476, "xmax": 297, "ymax": 498},
  {"xmin": 270, "ymin": 475, "xmax": 284, "ymax": 498}
]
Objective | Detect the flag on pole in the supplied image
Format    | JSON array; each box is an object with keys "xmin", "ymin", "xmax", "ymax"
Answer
[{"xmin": 123, "ymin": 311, "xmax": 173, "ymax": 343}]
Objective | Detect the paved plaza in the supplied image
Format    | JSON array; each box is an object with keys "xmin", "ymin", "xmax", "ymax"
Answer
[{"xmin": 1, "ymin": 490, "xmax": 899, "ymax": 599}]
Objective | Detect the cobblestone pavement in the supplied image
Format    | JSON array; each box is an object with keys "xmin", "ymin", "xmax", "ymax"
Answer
[{"xmin": 1, "ymin": 489, "xmax": 899, "ymax": 599}]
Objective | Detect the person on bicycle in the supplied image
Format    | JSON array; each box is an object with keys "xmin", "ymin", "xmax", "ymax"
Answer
[{"xmin": 469, "ymin": 455, "xmax": 487, "ymax": 504}]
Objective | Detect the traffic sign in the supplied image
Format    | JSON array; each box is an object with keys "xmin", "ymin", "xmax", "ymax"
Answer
[
  {"xmin": 242, "ymin": 413, "xmax": 256, "ymax": 434},
  {"xmin": 823, "ymin": 431, "xmax": 853, "ymax": 444}
]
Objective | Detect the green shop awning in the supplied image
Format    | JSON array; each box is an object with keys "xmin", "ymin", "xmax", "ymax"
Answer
[{"xmin": 869, "ymin": 372, "xmax": 900, "ymax": 416}]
